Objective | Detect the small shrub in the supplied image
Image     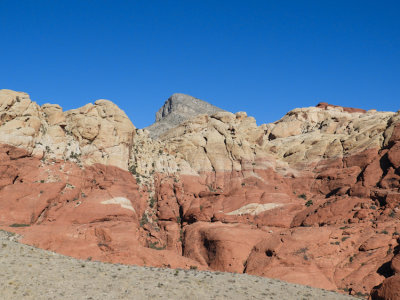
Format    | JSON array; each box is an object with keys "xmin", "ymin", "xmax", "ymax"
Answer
[
  {"xmin": 381, "ymin": 230, "xmax": 389, "ymax": 235},
  {"xmin": 179, "ymin": 229, "xmax": 184, "ymax": 242},
  {"xmin": 149, "ymin": 197, "xmax": 156, "ymax": 208},
  {"xmin": 207, "ymin": 185, "xmax": 216, "ymax": 192},
  {"xmin": 140, "ymin": 213, "xmax": 149, "ymax": 227},
  {"xmin": 70, "ymin": 151, "xmax": 80, "ymax": 160},
  {"xmin": 128, "ymin": 164, "xmax": 137, "ymax": 175},
  {"xmin": 148, "ymin": 241, "xmax": 166, "ymax": 250},
  {"xmin": 305, "ymin": 200, "xmax": 313, "ymax": 207},
  {"xmin": 341, "ymin": 236, "xmax": 350, "ymax": 242},
  {"xmin": 9, "ymin": 223, "xmax": 30, "ymax": 228},
  {"xmin": 295, "ymin": 247, "xmax": 308, "ymax": 254},
  {"xmin": 190, "ymin": 266, "xmax": 198, "ymax": 270},
  {"xmin": 298, "ymin": 194, "xmax": 307, "ymax": 200},
  {"xmin": 356, "ymin": 292, "xmax": 367, "ymax": 297}
]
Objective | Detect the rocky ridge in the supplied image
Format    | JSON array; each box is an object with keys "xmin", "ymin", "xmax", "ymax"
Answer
[
  {"xmin": 0, "ymin": 89, "xmax": 400, "ymax": 299},
  {"xmin": 145, "ymin": 93, "xmax": 226, "ymax": 139}
]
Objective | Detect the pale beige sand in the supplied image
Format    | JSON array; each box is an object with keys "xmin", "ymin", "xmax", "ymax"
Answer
[{"xmin": 0, "ymin": 230, "xmax": 356, "ymax": 300}]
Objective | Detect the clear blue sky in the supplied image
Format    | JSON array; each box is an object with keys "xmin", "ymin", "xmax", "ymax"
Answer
[{"xmin": 1, "ymin": 1, "xmax": 399, "ymax": 128}]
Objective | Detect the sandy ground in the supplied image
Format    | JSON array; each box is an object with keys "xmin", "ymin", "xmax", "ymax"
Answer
[{"xmin": 0, "ymin": 230, "xmax": 357, "ymax": 300}]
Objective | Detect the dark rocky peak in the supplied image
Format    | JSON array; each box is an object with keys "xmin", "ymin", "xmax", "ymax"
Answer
[{"xmin": 146, "ymin": 93, "xmax": 226, "ymax": 139}]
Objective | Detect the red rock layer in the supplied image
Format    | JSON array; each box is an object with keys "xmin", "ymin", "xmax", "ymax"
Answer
[
  {"xmin": 0, "ymin": 144, "xmax": 202, "ymax": 269},
  {"xmin": 316, "ymin": 102, "xmax": 367, "ymax": 113},
  {"xmin": 1, "ymin": 123, "xmax": 400, "ymax": 299}
]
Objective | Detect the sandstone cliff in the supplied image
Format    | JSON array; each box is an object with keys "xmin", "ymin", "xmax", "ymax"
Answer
[
  {"xmin": 0, "ymin": 88, "xmax": 399, "ymax": 299},
  {"xmin": 0, "ymin": 89, "xmax": 136, "ymax": 170}
]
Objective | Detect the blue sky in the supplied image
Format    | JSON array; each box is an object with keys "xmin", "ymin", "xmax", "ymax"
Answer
[{"xmin": 1, "ymin": 1, "xmax": 399, "ymax": 128}]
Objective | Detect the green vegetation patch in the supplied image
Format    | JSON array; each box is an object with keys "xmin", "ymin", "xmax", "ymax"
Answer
[{"xmin": 9, "ymin": 223, "xmax": 30, "ymax": 228}]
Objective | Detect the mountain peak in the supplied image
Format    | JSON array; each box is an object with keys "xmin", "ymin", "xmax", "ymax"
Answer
[{"xmin": 146, "ymin": 93, "xmax": 226, "ymax": 138}]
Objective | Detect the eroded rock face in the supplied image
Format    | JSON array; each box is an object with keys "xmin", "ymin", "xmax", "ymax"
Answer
[
  {"xmin": 0, "ymin": 89, "xmax": 400, "ymax": 299},
  {"xmin": 0, "ymin": 89, "xmax": 136, "ymax": 170},
  {"xmin": 371, "ymin": 275, "xmax": 400, "ymax": 300},
  {"xmin": 160, "ymin": 104, "xmax": 395, "ymax": 172},
  {"xmin": 0, "ymin": 143, "xmax": 202, "ymax": 269}
]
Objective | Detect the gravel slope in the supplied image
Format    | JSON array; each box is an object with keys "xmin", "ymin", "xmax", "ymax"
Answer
[{"xmin": 0, "ymin": 230, "xmax": 356, "ymax": 300}]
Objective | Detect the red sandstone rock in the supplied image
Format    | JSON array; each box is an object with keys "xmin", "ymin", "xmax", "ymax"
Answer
[
  {"xmin": 183, "ymin": 222, "xmax": 268, "ymax": 273},
  {"xmin": 371, "ymin": 275, "xmax": 400, "ymax": 300},
  {"xmin": 359, "ymin": 235, "xmax": 392, "ymax": 251},
  {"xmin": 316, "ymin": 102, "xmax": 367, "ymax": 113},
  {"xmin": 380, "ymin": 167, "xmax": 400, "ymax": 189},
  {"xmin": 389, "ymin": 123, "xmax": 400, "ymax": 144},
  {"xmin": 391, "ymin": 254, "xmax": 400, "ymax": 274},
  {"xmin": 386, "ymin": 193, "xmax": 400, "ymax": 209},
  {"xmin": 388, "ymin": 142, "xmax": 400, "ymax": 169},
  {"xmin": 246, "ymin": 227, "xmax": 340, "ymax": 290},
  {"xmin": 363, "ymin": 156, "xmax": 384, "ymax": 188}
]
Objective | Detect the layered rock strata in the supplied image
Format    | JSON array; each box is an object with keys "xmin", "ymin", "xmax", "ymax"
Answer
[{"xmin": 0, "ymin": 89, "xmax": 399, "ymax": 299}]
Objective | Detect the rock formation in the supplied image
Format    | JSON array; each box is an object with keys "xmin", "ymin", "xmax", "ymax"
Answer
[
  {"xmin": 145, "ymin": 93, "xmax": 225, "ymax": 139},
  {"xmin": 0, "ymin": 89, "xmax": 136, "ymax": 170},
  {"xmin": 0, "ymin": 88, "xmax": 399, "ymax": 299}
]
